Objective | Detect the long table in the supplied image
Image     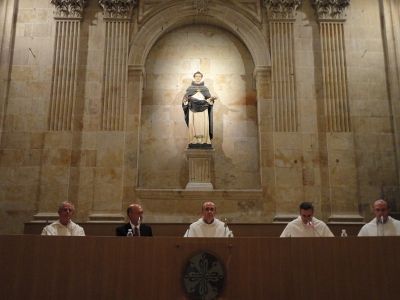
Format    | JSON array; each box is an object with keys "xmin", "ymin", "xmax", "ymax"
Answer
[{"xmin": 1, "ymin": 235, "xmax": 399, "ymax": 299}]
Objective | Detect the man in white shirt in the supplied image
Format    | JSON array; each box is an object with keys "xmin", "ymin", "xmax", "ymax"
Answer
[
  {"xmin": 358, "ymin": 199, "xmax": 400, "ymax": 236},
  {"xmin": 184, "ymin": 201, "xmax": 233, "ymax": 237},
  {"xmin": 280, "ymin": 202, "xmax": 334, "ymax": 237},
  {"xmin": 41, "ymin": 201, "xmax": 85, "ymax": 236}
]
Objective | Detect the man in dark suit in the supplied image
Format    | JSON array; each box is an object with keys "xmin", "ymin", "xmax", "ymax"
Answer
[{"xmin": 116, "ymin": 203, "xmax": 153, "ymax": 236}]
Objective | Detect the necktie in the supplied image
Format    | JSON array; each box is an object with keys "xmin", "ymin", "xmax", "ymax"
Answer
[{"xmin": 134, "ymin": 226, "xmax": 139, "ymax": 236}]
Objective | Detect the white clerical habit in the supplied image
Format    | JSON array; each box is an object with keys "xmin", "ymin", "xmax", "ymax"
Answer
[
  {"xmin": 358, "ymin": 216, "xmax": 400, "ymax": 236},
  {"xmin": 41, "ymin": 220, "xmax": 85, "ymax": 236},
  {"xmin": 184, "ymin": 218, "xmax": 233, "ymax": 237},
  {"xmin": 280, "ymin": 216, "xmax": 334, "ymax": 237}
]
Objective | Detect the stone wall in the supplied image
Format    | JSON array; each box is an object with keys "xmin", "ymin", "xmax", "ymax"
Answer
[{"xmin": 0, "ymin": 0, "xmax": 399, "ymax": 234}]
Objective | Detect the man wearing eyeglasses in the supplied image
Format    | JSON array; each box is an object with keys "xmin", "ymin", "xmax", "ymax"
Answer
[
  {"xmin": 184, "ymin": 201, "xmax": 233, "ymax": 237},
  {"xmin": 41, "ymin": 201, "xmax": 85, "ymax": 236},
  {"xmin": 358, "ymin": 199, "xmax": 400, "ymax": 236}
]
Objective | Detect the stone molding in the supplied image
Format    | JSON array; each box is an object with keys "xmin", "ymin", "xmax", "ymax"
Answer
[
  {"xmin": 50, "ymin": 0, "xmax": 86, "ymax": 18},
  {"xmin": 263, "ymin": 0, "xmax": 302, "ymax": 20},
  {"xmin": 99, "ymin": 0, "xmax": 137, "ymax": 19},
  {"xmin": 193, "ymin": 0, "xmax": 209, "ymax": 15},
  {"xmin": 312, "ymin": 0, "xmax": 350, "ymax": 20}
]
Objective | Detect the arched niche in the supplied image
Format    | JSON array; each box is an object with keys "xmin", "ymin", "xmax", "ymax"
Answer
[
  {"xmin": 139, "ymin": 23, "xmax": 259, "ymax": 189},
  {"xmin": 128, "ymin": 2, "xmax": 270, "ymax": 69},
  {"xmin": 125, "ymin": 2, "xmax": 272, "ymax": 193}
]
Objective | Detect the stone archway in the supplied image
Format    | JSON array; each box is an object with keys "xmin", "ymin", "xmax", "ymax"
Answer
[
  {"xmin": 123, "ymin": 1, "xmax": 272, "ymax": 221},
  {"xmin": 128, "ymin": 2, "xmax": 270, "ymax": 68}
]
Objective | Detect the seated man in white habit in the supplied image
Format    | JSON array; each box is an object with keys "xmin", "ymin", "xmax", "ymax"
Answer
[
  {"xmin": 41, "ymin": 201, "xmax": 85, "ymax": 236},
  {"xmin": 280, "ymin": 202, "xmax": 334, "ymax": 237},
  {"xmin": 358, "ymin": 199, "xmax": 400, "ymax": 236},
  {"xmin": 184, "ymin": 201, "xmax": 233, "ymax": 237}
]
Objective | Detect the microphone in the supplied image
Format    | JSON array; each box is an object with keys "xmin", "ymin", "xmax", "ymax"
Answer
[
  {"xmin": 223, "ymin": 218, "xmax": 228, "ymax": 237},
  {"xmin": 223, "ymin": 218, "xmax": 233, "ymax": 237},
  {"xmin": 308, "ymin": 220, "xmax": 320, "ymax": 237}
]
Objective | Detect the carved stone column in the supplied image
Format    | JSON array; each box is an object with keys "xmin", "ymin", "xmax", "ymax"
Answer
[
  {"xmin": 313, "ymin": 0, "xmax": 362, "ymax": 223},
  {"xmin": 48, "ymin": 0, "xmax": 86, "ymax": 131},
  {"xmin": 264, "ymin": 1, "xmax": 305, "ymax": 222},
  {"xmin": 99, "ymin": 0, "xmax": 136, "ymax": 131},
  {"xmin": 264, "ymin": 0, "xmax": 301, "ymax": 132},
  {"xmin": 33, "ymin": 1, "xmax": 86, "ymax": 222},
  {"xmin": 254, "ymin": 67, "xmax": 275, "ymax": 220}
]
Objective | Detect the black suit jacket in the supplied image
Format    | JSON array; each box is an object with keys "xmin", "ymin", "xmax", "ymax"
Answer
[{"xmin": 116, "ymin": 223, "xmax": 153, "ymax": 237}]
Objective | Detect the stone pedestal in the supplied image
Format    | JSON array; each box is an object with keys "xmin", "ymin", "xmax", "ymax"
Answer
[{"xmin": 185, "ymin": 148, "xmax": 215, "ymax": 190}]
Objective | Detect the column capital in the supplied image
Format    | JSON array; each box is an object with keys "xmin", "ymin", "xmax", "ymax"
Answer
[
  {"xmin": 312, "ymin": 0, "xmax": 350, "ymax": 21},
  {"xmin": 264, "ymin": 0, "xmax": 302, "ymax": 20},
  {"xmin": 99, "ymin": 0, "xmax": 137, "ymax": 19},
  {"xmin": 50, "ymin": 0, "xmax": 86, "ymax": 19}
]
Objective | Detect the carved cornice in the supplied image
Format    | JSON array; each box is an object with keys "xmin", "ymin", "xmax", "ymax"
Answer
[
  {"xmin": 264, "ymin": 0, "xmax": 302, "ymax": 20},
  {"xmin": 99, "ymin": 0, "xmax": 137, "ymax": 19},
  {"xmin": 312, "ymin": 0, "xmax": 350, "ymax": 20},
  {"xmin": 193, "ymin": 0, "xmax": 209, "ymax": 15},
  {"xmin": 50, "ymin": 0, "xmax": 86, "ymax": 18}
]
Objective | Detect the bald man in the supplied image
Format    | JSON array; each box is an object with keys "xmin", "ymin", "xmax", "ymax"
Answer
[
  {"xmin": 184, "ymin": 201, "xmax": 233, "ymax": 237},
  {"xmin": 358, "ymin": 199, "xmax": 400, "ymax": 236},
  {"xmin": 116, "ymin": 204, "xmax": 153, "ymax": 236},
  {"xmin": 41, "ymin": 201, "xmax": 85, "ymax": 236}
]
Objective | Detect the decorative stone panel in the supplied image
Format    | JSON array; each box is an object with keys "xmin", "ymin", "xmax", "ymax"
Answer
[
  {"xmin": 50, "ymin": 0, "xmax": 86, "ymax": 18},
  {"xmin": 99, "ymin": 0, "xmax": 137, "ymax": 19},
  {"xmin": 312, "ymin": 0, "xmax": 350, "ymax": 20},
  {"xmin": 264, "ymin": 0, "xmax": 302, "ymax": 20},
  {"xmin": 48, "ymin": 0, "xmax": 86, "ymax": 130}
]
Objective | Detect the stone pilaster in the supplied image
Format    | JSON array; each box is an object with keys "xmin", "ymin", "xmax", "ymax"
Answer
[
  {"xmin": 264, "ymin": 1, "xmax": 304, "ymax": 221},
  {"xmin": 312, "ymin": 0, "xmax": 362, "ymax": 223},
  {"xmin": 122, "ymin": 65, "xmax": 144, "ymax": 210},
  {"xmin": 48, "ymin": 0, "xmax": 86, "ymax": 131},
  {"xmin": 265, "ymin": 0, "xmax": 301, "ymax": 132},
  {"xmin": 254, "ymin": 67, "xmax": 276, "ymax": 220},
  {"xmin": 33, "ymin": 0, "xmax": 87, "ymax": 222},
  {"xmin": 99, "ymin": 0, "xmax": 136, "ymax": 131}
]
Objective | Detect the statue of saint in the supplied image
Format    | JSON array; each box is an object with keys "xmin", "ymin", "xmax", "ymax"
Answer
[{"xmin": 182, "ymin": 71, "xmax": 217, "ymax": 148}]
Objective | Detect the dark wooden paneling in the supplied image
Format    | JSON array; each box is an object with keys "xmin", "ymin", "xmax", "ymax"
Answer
[{"xmin": 1, "ymin": 235, "xmax": 400, "ymax": 300}]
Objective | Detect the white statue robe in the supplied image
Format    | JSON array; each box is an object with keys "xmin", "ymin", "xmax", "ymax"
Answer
[{"xmin": 188, "ymin": 91, "xmax": 212, "ymax": 145}]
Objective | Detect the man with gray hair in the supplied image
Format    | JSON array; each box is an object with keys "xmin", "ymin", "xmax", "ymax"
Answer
[
  {"xmin": 41, "ymin": 201, "xmax": 85, "ymax": 236},
  {"xmin": 358, "ymin": 199, "xmax": 400, "ymax": 236}
]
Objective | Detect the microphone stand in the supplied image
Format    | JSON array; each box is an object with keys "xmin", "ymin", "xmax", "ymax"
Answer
[{"xmin": 378, "ymin": 216, "xmax": 385, "ymax": 236}]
